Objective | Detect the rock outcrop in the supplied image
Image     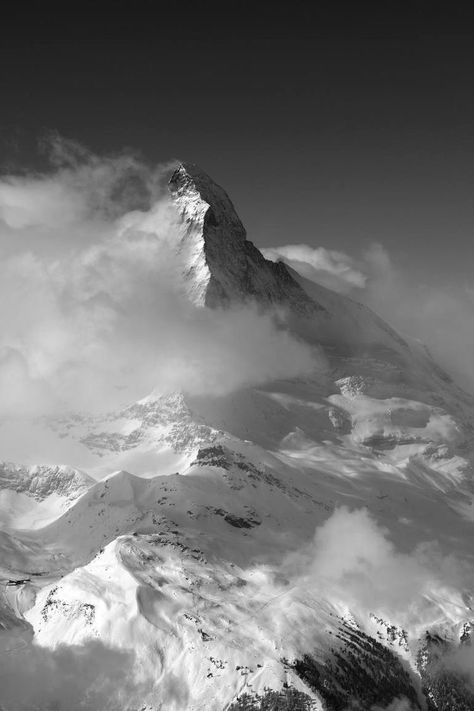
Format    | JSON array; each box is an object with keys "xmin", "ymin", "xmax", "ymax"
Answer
[{"xmin": 169, "ymin": 162, "xmax": 323, "ymax": 314}]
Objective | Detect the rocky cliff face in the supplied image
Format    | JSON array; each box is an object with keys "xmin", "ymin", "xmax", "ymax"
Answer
[
  {"xmin": 169, "ymin": 163, "xmax": 461, "ymax": 404},
  {"xmin": 169, "ymin": 163, "xmax": 322, "ymax": 314},
  {"xmin": 0, "ymin": 463, "xmax": 93, "ymax": 502}
]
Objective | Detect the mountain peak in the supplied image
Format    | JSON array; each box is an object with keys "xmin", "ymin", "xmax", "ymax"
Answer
[
  {"xmin": 169, "ymin": 163, "xmax": 247, "ymax": 244},
  {"xmin": 168, "ymin": 163, "xmax": 322, "ymax": 313}
]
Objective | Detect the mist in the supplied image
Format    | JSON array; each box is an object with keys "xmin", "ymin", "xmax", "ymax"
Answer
[
  {"xmin": 282, "ymin": 507, "xmax": 471, "ymax": 632},
  {"xmin": 0, "ymin": 638, "xmax": 141, "ymax": 711},
  {"xmin": 370, "ymin": 699, "xmax": 414, "ymax": 711},
  {"xmin": 263, "ymin": 242, "xmax": 474, "ymax": 394},
  {"xmin": 0, "ymin": 139, "xmax": 319, "ymax": 419}
]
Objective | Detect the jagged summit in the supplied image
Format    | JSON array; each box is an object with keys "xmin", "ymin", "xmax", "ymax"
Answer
[
  {"xmin": 168, "ymin": 162, "xmax": 321, "ymax": 313},
  {"xmin": 167, "ymin": 165, "xmax": 413, "ymax": 354},
  {"xmin": 169, "ymin": 162, "xmax": 247, "ymax": 243},
  {"xmin": 167, "ymin": 163, "xmax": 460, "ymax": 392}
]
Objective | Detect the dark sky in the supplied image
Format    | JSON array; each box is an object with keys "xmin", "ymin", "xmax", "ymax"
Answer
[{"xmin": 1, "ymin": 1, "xmax": 472, "ymax": 283}]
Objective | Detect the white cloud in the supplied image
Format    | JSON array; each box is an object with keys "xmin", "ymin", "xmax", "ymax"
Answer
[
  {"xmin": 262, "ymin": 243, "xmax": 367, "ymax": 293},
  {"xmin": 264, "ymin": 240, "xmax": 474, "ymax": 393},
  {"xmin": 443, "ymin": 642, "xmax": 474, "ymax": 683},
  {"xmin": 285, "ymin": 507, "xmax": 468, "ymax": 621},
  {"xmin": 0, "ymin": 140, "xmax": 320, "ymax": 417},
  {"xmin": 0, "ymin": 638, "xmax": 143, "ymax": 711},
  {"xmin": 363, "ymin": 244, "xmax": 474, "ymax": 394},
  {"xmin": 371, "ymin": 698, "xmax": 415, "ymax": 711}
]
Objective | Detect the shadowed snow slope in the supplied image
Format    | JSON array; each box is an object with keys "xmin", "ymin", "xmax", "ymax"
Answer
[{"xmin": 1, "ymin": 164, "xmax": 474, "ymax": 711}]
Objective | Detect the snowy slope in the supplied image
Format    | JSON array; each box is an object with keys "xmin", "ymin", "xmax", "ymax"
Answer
[{"xmin": 1, "ymin": 164, "xmax": 474, "ymax": 711}]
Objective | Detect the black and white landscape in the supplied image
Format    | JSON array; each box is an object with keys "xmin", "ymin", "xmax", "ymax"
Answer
[
  {"xmin": 0, "ymin": 158, "xmax": 473, "ymax": 710},
  {"xmin": 0, "ymin": 3, "xmax": 473, "ymax": 710}
]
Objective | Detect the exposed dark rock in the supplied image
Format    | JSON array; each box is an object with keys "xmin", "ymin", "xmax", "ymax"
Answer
[
  {"xmin": 192, "ymin": 445, "xmax": 232, "ymax": 469},
  {"xmin": 228, "ymin": 687, "xmax": 315, "ymax": 710},
  {"xmin": 169, "ymin": 162, "xmax": 324, "ymax": 314},
  {"xmin": 223, "ymin": 513, "xmax": 260, "ymax": 529}
]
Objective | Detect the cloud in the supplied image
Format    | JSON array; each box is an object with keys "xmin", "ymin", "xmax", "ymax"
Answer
[
  {"xmin": 0, "ymin": 139, "xmax": 319, "ymax": 418},
  {"xmin": 0, "ymin": 638, "xmax": 143, "ymax": 710},
  {"xmin": 285, "ymin": 507, "xmax": 469, "ymax": 622},
  {"xmin": 442, "ymin": 642, "xmax": 474, "ymax": 684},
  {"xmin": 159, "ymin": 672, "xmax": 190, "ymax": 709},
  {"xmin": 236, "ymin": 509, "xmax": 469, "ymax": 710},
  {"xmin": 362, "ymin": 244, "xmax": 474, "ymax": 394},
  {"xmin": 0, "ymin": 135, "xmax": 163, "ymax": 258},
  {"xmin": 262, "ymin": 243, "xmax": 367, "ymax": 294},
  {"xmin": 370, "ymin": 698, "xmax": 415, "ymax": 711},
  {"xmin": 264, "ymin": 241, "xmax": 474, "ymax": 393}
]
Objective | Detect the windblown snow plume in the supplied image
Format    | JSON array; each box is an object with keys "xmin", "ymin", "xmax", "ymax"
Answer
[
  {"xmin": 264, "ymin": 241, "xmax": 474, "ymax": 392},
  {"xmin": 262, "ymin": 244, "xmax": 367, "ymax": 294}
]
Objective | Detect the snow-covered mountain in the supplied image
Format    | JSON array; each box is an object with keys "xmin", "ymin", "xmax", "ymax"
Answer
[
  {"xmin": 0, "ymin": 462, "xmax": 93, "ymax": 530},
  {"xmin": 1, "ymin": 164, "xmax": 473, "ymax": 711}
]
